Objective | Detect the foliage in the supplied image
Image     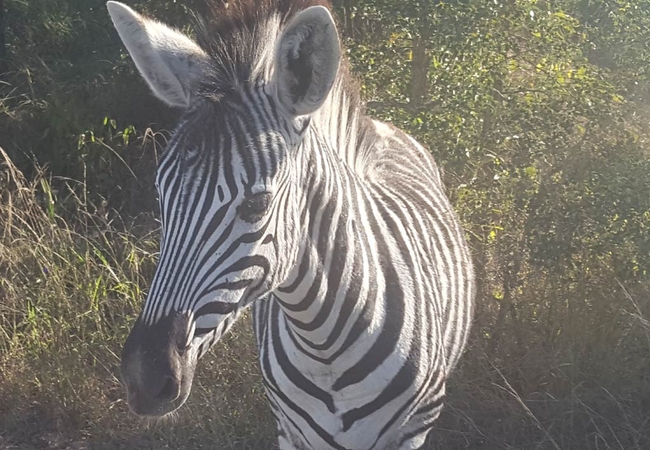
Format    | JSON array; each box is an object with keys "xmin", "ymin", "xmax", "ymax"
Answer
[{"xmin": 1, "ymin": 0, "xmax": 650, "ymax": 448}]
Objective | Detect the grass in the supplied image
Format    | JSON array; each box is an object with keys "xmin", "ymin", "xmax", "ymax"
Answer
[
  {"xmin": 0, "ymin": 147, "xmax": 274, "ymax": 449},
  {"xmin": 1, "ymin": 146, "xmax": 649, "ymax": 449}
]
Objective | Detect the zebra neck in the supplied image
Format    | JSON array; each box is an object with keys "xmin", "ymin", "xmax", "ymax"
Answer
[
  {"xmin": 309, "ymin": 72, "xmax": 364, "ymax": 169},
  {"xmin": 273, "ymin": 132, "xmax": 382, "ymax": 355}
]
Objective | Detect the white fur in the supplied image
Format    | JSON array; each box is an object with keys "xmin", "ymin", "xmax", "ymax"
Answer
[
  {"xmin": 272, "ymin": 6, "xmax": 341, "ymax": 116},
  {"xmin": 107, "ymin": 1, "xmax": 208, "ymax": 107}
]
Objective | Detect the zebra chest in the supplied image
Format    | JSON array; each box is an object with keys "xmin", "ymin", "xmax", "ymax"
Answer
[
  {"xmin": 256, "ymin": 334, "xmax": 426, "ymax": 449},
  {"xmin": 252, "ymin": 294, "xmax": 436, "ymax": 449}
]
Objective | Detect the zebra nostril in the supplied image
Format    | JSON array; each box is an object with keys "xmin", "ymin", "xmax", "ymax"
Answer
[{"xmin": 156, "ymin": 376, "xmax": 180, "ymax": 401}]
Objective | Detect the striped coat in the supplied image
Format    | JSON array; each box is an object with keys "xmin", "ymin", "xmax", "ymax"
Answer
[{"xmin": 108, "ymin": 1, "xmax": 474, "ymax": 449}]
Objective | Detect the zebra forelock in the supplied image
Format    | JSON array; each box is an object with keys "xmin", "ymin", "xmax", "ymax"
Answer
[
  {"xmin": 194, "ymin": 0, "xmax": 331, "ymax": 84},
  {"xmin": 190, "ymin": 0, "xmax": 365, "ymax": 163}
]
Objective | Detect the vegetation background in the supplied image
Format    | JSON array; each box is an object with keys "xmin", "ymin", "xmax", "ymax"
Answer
[{"xmin": 1, "ymin": 0, "xmax": 649, "ymax": 448}]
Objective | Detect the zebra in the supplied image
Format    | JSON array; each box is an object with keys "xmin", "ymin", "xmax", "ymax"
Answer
[{"xmin": 107, "ymin": 1, "xmax": 474, "ymax": 448}]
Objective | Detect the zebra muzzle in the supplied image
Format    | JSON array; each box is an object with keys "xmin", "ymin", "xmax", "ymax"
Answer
[{"xmin": 120, "ymin": 312, "xmax": 197, "ymax": 417}]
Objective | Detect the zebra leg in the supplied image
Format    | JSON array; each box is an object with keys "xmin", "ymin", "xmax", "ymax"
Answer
[{"xmin": 398, "ymin": 401, "xmax": 445, "ymax": 450}]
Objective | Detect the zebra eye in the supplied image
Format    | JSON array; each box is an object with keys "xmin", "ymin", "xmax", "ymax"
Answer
[{"xmin": 238, "ymin": 192, "xmax": 271, "ymax": 223}]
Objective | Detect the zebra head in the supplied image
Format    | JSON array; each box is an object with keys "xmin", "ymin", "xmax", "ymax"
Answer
[{"xmin": 107, "ymin": 1, "xmax": 341, "ymax": 417}]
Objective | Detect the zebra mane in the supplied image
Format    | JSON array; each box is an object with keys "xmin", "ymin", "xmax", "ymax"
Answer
[
  {"xmin": 193, "ymin": 0, "xmax": 370, "ymax": 170},
  {"xmin": 194, "ymin": 0, "xmax": 334, "ymax": 91}
]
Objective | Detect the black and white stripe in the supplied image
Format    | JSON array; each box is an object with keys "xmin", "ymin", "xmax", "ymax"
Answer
[{"xmin": 123, "ymin": 2, "xmax": 474, "ymax": 449}]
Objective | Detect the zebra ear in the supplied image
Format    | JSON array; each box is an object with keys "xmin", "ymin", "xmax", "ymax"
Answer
[
  {"xmin": 272, "ymin": 6, "xmax": 341, "ymax": 117},
  {"xmin": 107, "ymin": 1, "xmax": 209, "ymax": 108}
]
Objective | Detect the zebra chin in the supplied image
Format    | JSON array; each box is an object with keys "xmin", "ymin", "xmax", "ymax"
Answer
[{"xmin": 120, "ymin": 312, "xmax": 197, "ymax": 417}]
